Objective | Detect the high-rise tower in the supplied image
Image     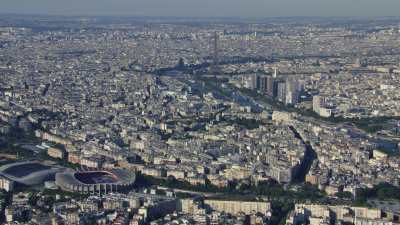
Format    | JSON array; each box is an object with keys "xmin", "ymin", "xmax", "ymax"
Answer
[{"xmin": 211, "ymin": 31, "xmax": 220, "ymax": 75}]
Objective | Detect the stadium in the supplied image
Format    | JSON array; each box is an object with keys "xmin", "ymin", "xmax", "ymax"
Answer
[
  {"xmin": 55, "ymin": 169, "xmax": 136, "ymax": 193},
  {"xmin": 0, "ymin": 161, "xmax": 66, "ymax": 186}
]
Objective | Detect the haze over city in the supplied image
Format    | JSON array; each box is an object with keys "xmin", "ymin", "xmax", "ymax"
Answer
[{"xmin": 1, "ymin": 0, "xmax": 400, "ymax": 17}]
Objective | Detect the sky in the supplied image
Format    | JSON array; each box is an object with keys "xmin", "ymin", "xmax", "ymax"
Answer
[{"xmin": 1, "ymin": 0, "xmax": 400, "ymax": 18}]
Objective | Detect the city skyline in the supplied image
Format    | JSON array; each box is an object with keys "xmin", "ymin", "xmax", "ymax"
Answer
[{"xmin": 1, "ymin": 0, "xmax": 400, "ymax": 18}]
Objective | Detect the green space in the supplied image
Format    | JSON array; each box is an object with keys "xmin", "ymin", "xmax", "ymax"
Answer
[
  {"xmin": 136, "ymin": 174, "xmax": 231, "ymax": 193},
  {"xmin": 355, "ymin": 183, "xmax": 400, "ymax": 206},
  {"xmin": 0, "ymin": 190, "xmax": 11, "ymax": 223},
  {"xmin": 42, "ymin": 188, "xmax": 89, "ymax": 200},
  {"xmin": 137, "ymin": 173, "xmax": 327, "ymax": 203},
  {"xmin": 222, "ymin": 117, "xmax": 265, "ymax": 130},
  {"xmin": 0, "ymin": 126, "xmax": 41, "ymax": 159},
  {"xmin": 270, "ymin": 201, "xmax": 295, "ymax": 225},
  {"xmin": 0, "ymin": 142, "xmax": 36, "ymax": 159},
  {"xmin": 335, "ymin": 191, "xmax": 353, "ymax": 199}
]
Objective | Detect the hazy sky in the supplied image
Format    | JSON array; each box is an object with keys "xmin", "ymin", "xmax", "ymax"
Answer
[{"xmin": 1, "ymin": 0, "xmax": 400, "ymax": 18}]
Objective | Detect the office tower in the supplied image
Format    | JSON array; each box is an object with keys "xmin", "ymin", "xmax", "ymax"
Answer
[
  {"xmin": 266, "ymin": 76, "xmax": 275, "ymax": 97},
  {"xmin": 259, "ymin": 75, "xmax": 268, "ymax": 92},
  {"xmin": 285, "ymin": 79, "xmax": 300, "ymax": 105},
  {"xmin": 251, "ymin": 74, "xmax": 260, "ymax": 90},
  {"xmin": 277, "ymin": 82, "xmax": 286, "ymax": 103},
  {"xmin": 272, "ymin": 79, "xmax": 280, "ymax": 98}
]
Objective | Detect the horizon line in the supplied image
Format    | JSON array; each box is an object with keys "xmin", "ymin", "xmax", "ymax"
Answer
[{"xmin": 0, "ymin": 12, "xmax": 399, "ymax": 20}]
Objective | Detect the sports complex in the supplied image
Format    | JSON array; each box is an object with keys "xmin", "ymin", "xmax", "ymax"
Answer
[
  {"xmin": 0, "ymin": 161, "xmax": 66, "ymax": 186},
  {"xmin": 55, "ymin": 169, "xmax": 136, "ymax": 193}
]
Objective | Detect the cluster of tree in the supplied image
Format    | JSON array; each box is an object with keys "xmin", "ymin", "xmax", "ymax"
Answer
[
  {"xmin": 355, "ymin": 183, "xmax": 400, "ymax": 206},
  {"xmin": 325, "ymin": 115, "xmax": 397, "ymax": 134},
  {"xmin": 28, "ymin": 192, "xmax": 54, "ymax": 212},
  {"xmin": 4, "ymin": 126, "xmax": 33, "ymax": 140},
  {"xmin": 269, "ymin": 200, "xmax": 295, "ymax": 225},
  {"xmin": 136, "ymin": 174, "xmax": 234, "ymax": 193},
  {"xmin": 0, "ymin": 191, "xmax": 11, "ymax": 223},
  {"xmin": 137, "ymin": 174, "xmax": 326, "ymax": 203},
  {"xmin": 222, "ymin": 117, "xmax": 264, "ymax": 130},
  {"xmin": 335, "ymin": 191, "xmax": 353, "ymax": 199},
  {"xmin": 42, "ymin": 189, "xmax": 89, "ymax": 200}
]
